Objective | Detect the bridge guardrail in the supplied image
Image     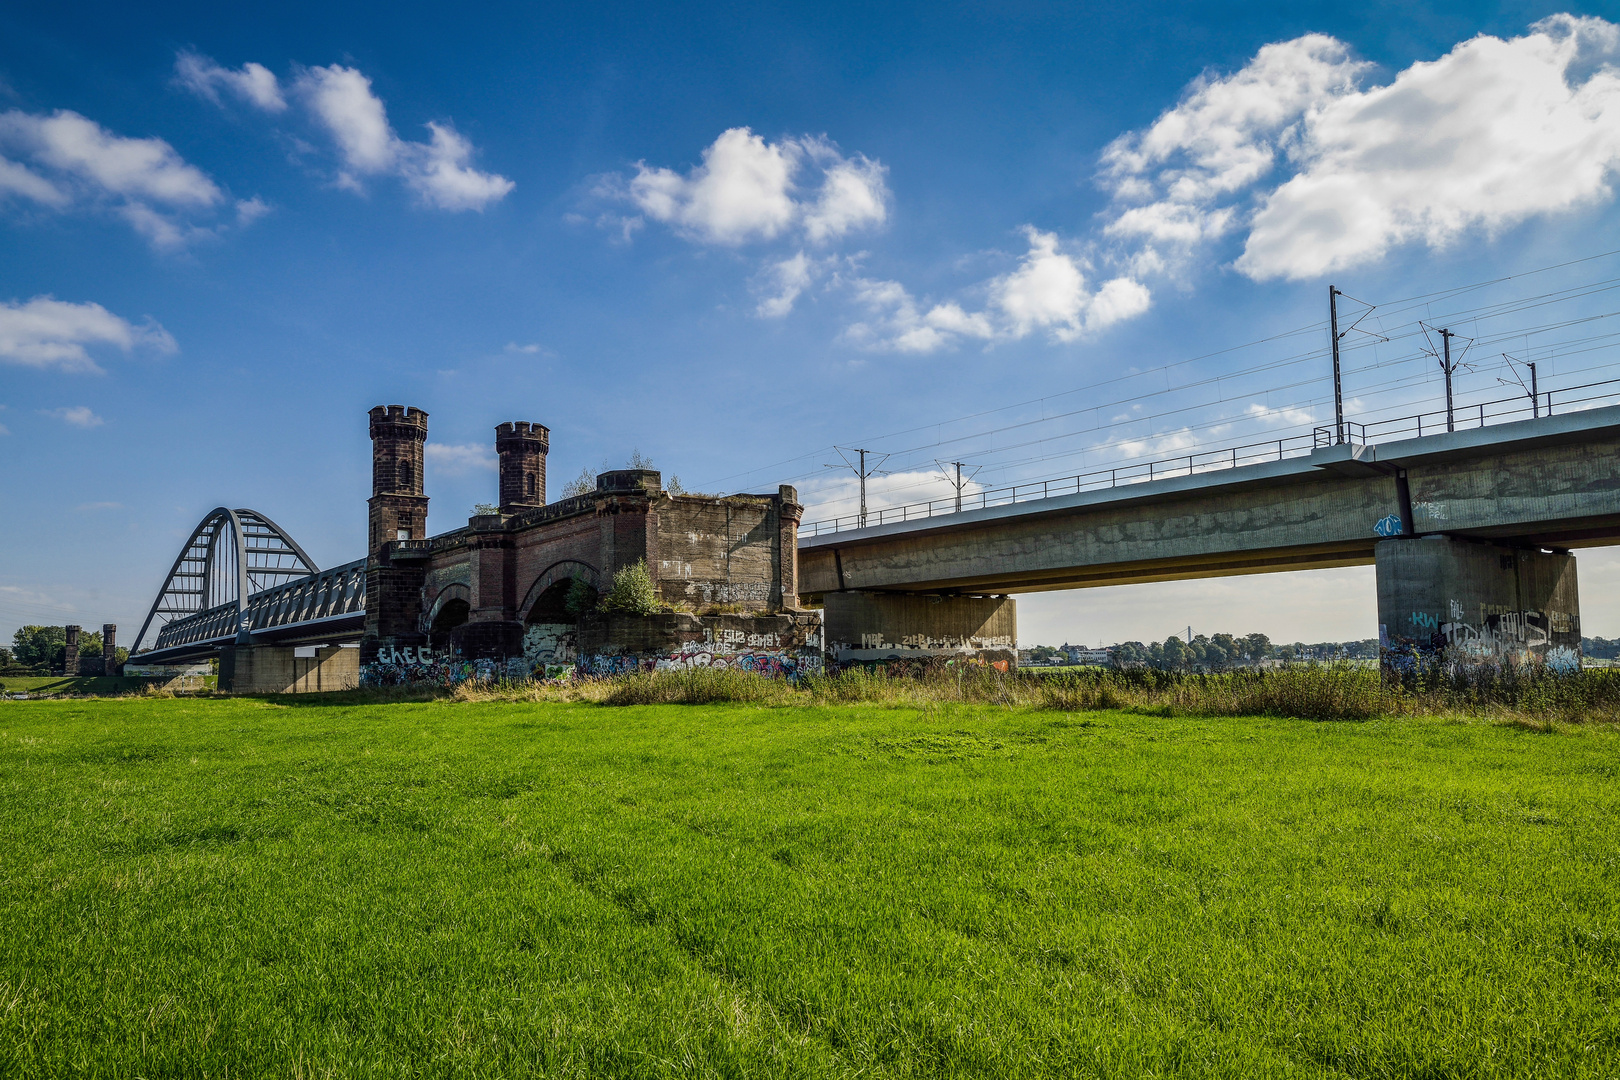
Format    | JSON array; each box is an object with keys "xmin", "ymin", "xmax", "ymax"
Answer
[
  {"xmin": 152, "ymin": 558, "xmax": 367, "ymax": 650},
  {"xmin": 803, "ymin": 376, "xmax": 1620, "ymax": 536}
]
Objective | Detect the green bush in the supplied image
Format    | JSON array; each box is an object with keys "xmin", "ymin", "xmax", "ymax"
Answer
[
  {"xmin": 564, "ymin": 574, "xmax": 598, "ymax": 617},
  {"xmin": 598, "ymin": 559, "xmax": 658, "ymax": 616}
]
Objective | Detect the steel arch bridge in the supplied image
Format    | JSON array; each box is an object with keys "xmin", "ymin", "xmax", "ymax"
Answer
[{"xmin": 131, "ymin": 507, "xmax": 365, "ymax": 664}]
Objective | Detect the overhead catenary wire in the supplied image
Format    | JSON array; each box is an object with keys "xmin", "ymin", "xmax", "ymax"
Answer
[{"xmin": 702, "ymin": 249, "xmax": 1620, "ymax": 516}]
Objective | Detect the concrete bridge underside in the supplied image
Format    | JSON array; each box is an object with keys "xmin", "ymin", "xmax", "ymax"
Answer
[
  {"xmin": 798, "ymin": 408, "xmax": 1620, "ymax": 600},
  {"xmin": 800, "ymin": 408, "xmax": 1620, "ymax": 666}
]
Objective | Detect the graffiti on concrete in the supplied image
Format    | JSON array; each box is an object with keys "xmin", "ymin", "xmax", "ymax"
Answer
[
  {"xmin": 853, "ymin": 633, "xmax": 1014, "ymax": 651},
  {"xmin": 1373, "ymin": 514, "xmax": 1403, "ymax": 537},
  {"xmin": 362, "ymin": 653, "xmax": 489, "ymax": 687},
  {"xmin": 521, "ymin": 621, "xmax": 579, "ymax": 680},
  {"xmin": 1382, "ymin": 598, "xmax": 1582, "ymax": 673},
  {"xmin": 590, "ymin": 632, "xmax": 825, "ymax": 681}
]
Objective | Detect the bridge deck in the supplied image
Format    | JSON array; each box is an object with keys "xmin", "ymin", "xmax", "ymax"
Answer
[{"xmin": 797, "ymin": 406, "xmax": 1620, "ymax": 599}]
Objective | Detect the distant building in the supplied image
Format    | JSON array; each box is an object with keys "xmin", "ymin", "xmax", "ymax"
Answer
[{"xmin": 1060, "ymin": 642, "xmax": 1113, "ymax": 666}]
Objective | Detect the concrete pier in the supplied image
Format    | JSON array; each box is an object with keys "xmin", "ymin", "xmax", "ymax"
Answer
[
  {"xmin": 1375, "ymin": 536, "xmax": 1580, "ymax": 670},
  {"xmin": 220, "ymin": 644, "xmax": 360, "ymax": 693},
  {"xmin": 822, "ymin": 592, "xmax": 1017, "ymax": 671}
]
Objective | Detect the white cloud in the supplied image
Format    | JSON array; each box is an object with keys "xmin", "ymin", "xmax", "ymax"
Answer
[
  {"xmin": 178, "ymin": 52, "xmax": 512, "ymax": 212},
  {"xmin": 755, "ymin": 252, "xmax": 816, "ymax": 318},
  {"xmin": 409, "ymin": 121, "xmax": 515, "ymax": 210},
  {"xmin": 0, "ymin": 108, "xmax": 235, "ymax": 248},
  {"xmin": 1117, "ymin": 428, "xmax": 1199, "ymax": 460},
  {"xmin": 843, "ymin": 229, "xmax": 1150, "ymax": 352},
  {"xmin": 425, "ymin": 442, "xmax": 498, "ymax": 475},
  {"xmin": 294, "ymin": 64, "xmax": 512, "ymax": 211},
  {"xmin": 0, "ymin": 296, "xmax": 177, "ymax": 374},
  {"xmin": 1245, "ymin": 402, "xmax": 1317, "ymax": 427},
  {"xmin": 1101, "ymin": 34, "xmax": 1366, "ymax": 252},
  {"xmin": 1102, "ymin": 15, "xmax": 1620, "ymax": 281},
  {"xmin": 622, "ymin": 127, "xmax": 889, "ymax": 246},
  {"xmin": 235, "ymin": 196, "xmax": 271, "ymax": 225},
  {"xmin": 42, "ymin": 406, "xmax": 104, "ymax": 428},
  {"xmin": 298, "ymin": 64, "xmax": 397, "ymax": 175},
  {"xmin": 0, "ymin": 109, "xmax": 221, "ymax": 207},
  {"xmin": 174, "ymin": 52, "xmax": 287, "ymax": 112},
  {"xmin": 802, "ymin": 144, "xmax": 889, "ymax": 243},
  {"xmin": 0, "ymin": 155, "xmax": 67, "ymax": 206}
]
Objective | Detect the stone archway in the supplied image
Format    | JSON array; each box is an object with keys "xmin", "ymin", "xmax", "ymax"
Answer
[
  {"xmin": 517, "ymin": 561, "xmax": 599, "ymax": 673},
  {"xmin": 518, "ymin": 561, "xmax": 600, "ymax": 624}
]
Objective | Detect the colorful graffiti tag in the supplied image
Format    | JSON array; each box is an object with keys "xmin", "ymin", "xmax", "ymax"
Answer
[{"xmin": 1380, "ymin": 601, "xmax": 1583, "ymax": 677}]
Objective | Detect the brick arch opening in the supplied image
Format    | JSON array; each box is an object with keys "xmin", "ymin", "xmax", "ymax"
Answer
[
  {"xmin": 431, "ymin": 598, "xmax": 470, "ymax": 632},
  {"xmin": 426, "ymin": 583, "xmax": 471, "ymax": 634},
  {"xmin": 518, "ymin": 561, "xmax": 600, "ymax": 624}
]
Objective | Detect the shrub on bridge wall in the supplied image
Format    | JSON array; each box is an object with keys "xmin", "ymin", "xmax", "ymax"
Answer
[{"xmin": 599, "ymin": 559, "xmax": 658, "ymax": 616}]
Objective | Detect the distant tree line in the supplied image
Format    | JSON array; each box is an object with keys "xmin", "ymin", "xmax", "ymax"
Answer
[
  {"xmin": 2, "ymin": 626, "xmax": 129, "ymax": 674},
  {"xmin": 1583, "ymin": 637, "xmax": 1620, "ymax": 659},
  {"xmin": 1024, "ymin": 633, "xmax": 1381, "ymax": 671}
]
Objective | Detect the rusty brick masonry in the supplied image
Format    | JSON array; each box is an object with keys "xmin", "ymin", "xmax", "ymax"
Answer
[{"xmin": 360, "ymin": 405, "xmax": 816, "ymax": 672}]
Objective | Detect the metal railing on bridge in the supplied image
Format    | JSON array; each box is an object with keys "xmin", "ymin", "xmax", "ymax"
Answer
[
  {"xmin": 152, "ymin": 558, "xmax": 367, "ymax": 650},
  {"xmin": 801, "ymin": 376, "xmax": 1620, "ymax": 536}
]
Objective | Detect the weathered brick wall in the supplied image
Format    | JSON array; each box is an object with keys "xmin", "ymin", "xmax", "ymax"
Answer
[
  {"xmin": 512, "ymin": 515, "xmax": 605, "ymax": 616},
  {"xmin": 362, "ymin": 561, "xmax": 428, "ymax": 663},
  {"xmin": 362, "ymin": 423, "xmax": 810, "ymax": 678},
  {"xmin": 655, "ymin": 493, "xmax": 786, "ymax": 611}
]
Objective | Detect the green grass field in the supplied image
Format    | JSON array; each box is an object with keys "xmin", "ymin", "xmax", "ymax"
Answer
[
  {"xmin": 0, "ymin": 675, "xmax": 154, "ymax": 697},
  {"xmin": 1, "ymin": 696, "xmax": 1615, "ymax": 1077}
]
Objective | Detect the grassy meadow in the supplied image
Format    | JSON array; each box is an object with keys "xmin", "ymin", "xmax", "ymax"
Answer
[
  {"xmin": 0, "ymin": 691, "xmax": 1616, "ymax": 1077},
  {"xmin": 0, "ymin": 675, "xmax": 152, "ymax": 697}
]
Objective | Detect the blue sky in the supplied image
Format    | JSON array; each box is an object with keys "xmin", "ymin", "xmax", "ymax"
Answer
[{"xmin": 6, "ymin": 0, "xmax": 1620, "ymax": 649}]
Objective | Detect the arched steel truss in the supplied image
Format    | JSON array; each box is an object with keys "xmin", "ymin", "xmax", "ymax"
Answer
[
  {"xmin": 149, "ymin": 558, "xmax": 366, "ymax": 653},
  {"xmin": 132, "ymin": 507, "xmax": 319, "ymax": 653}
]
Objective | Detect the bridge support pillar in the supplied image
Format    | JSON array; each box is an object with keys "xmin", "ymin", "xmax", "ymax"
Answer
[
  {"xmin": 1375, "ymin": 536, "xmax": 1581, "ymax": 672},
  {"xmin": 220, "ymin": 644, "xmax": 359, "ymax": 694},
  {"xmin": 822, "ymin": 592, "xmax": 1017, "ymax": 673}
]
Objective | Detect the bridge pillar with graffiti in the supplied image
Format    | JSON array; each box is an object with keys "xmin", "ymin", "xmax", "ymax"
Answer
[
  {"xmin": 1375, "ymin": 536, "xmax": 1581, "ymax": 673},
  {"xmin": 822, "ymin": 592, "xmax": 1017, "ymax": 674}
]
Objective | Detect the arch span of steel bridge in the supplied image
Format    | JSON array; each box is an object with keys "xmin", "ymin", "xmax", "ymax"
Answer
[{"xmin": 131, "ymin": 507, "xmax": 365, "ymax": 665}]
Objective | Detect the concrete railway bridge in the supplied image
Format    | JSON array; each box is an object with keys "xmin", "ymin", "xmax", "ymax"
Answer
[{"xmin": 131, "ymin": 405, "xmax": 1620, "ymax": 685}]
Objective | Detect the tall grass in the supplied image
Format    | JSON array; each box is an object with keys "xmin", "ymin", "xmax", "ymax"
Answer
[{"xmin": 431, "ymin": 661, "xmax": 1620, "ymax": 725}]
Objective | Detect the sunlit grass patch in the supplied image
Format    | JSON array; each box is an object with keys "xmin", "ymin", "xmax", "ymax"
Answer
[{"xmin": 0, "ymin": 695, "xmax": 1615, "ymax": 1076}]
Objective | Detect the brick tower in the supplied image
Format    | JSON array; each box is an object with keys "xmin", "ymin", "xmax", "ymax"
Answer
[
  {"xmin": 496, "ymin": 421, "xmax": 549, "ymax": 512},
  {"xmin": 101, "ymin": 623, "xmax": 117, "ymax": 676},
  {"xmin": 362, "ymin": 405, "xmax": 431, "ymax": 665},
  {"xmin": 367, "ymin": 405, "xmax": 430, "ymax": 552},
  {"xmin": 63, "ymin": 625, "xmax": 80, "ymax": 675}
]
